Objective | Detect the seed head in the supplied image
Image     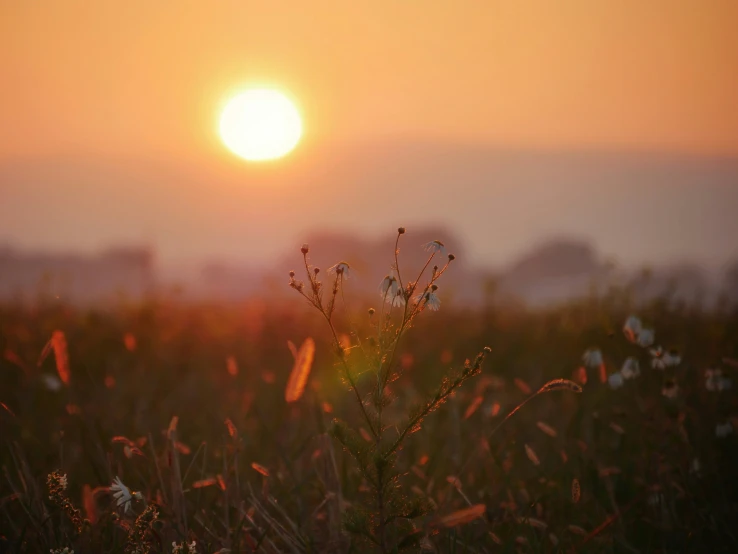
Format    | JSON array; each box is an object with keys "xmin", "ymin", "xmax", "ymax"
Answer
[
  {"xmin": 448, "ymin": 253, "xmax": 455, "ymax": 261},
  {"xmin": 289, "ymin": 270, "xmax": 295, "ymax": 278},
  {"xmin": 368, "ymin": 308, "xmax": 375, "ymax": 316},
  {"xmin": 314, "ymin": 267, "xmax": 320, "ymax": 275},
  {"xmin": 301, "ymin": 243, "xmax": 309, "ymax": 254},
  {"xmin": 398, "ymin": 227, "xmax": 406, "ymax": 234}
]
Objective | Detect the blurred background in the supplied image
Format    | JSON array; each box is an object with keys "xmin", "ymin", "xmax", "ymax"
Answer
[{"xmin": 2, "ymin": 1, "xmax": 738, "ymax": 306}]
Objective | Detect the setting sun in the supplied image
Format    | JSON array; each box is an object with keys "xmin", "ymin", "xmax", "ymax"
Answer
[{"xmin": 219, "ymin": 89, "xmax": 302, "ymax": 162}]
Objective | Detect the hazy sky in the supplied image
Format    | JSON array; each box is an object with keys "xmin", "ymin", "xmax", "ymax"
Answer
[{"xmin": 2, "ymin": 1, "xmax": 737, "ymax": 267}]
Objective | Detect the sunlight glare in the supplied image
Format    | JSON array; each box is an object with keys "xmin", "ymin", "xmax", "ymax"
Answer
[{"xmin": 219, "ymin": 89, "xmax": 302, "ymax": 162}]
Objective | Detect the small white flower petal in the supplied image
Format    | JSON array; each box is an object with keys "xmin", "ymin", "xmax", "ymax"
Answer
[
  {"xmin": 422, "ymin": 240, "xmax": 446, "ymax": 255},
  {"xmin": 638, "ymin": 329, "xmax": 655, "ymax": 347},
  {"xmin": 582, "ymin": 349, "xmax": 603, "ymax": 368}
]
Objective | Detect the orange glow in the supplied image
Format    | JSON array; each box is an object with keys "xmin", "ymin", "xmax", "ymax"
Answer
[{"xmin": 219, "ymin": 89, "xmax": 302, "ymax": 161}]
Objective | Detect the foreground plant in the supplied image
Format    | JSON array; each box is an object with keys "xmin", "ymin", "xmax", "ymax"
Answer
[{"xmin": 289, "ymin": 227, "xmax": 490, "ymax": 551}]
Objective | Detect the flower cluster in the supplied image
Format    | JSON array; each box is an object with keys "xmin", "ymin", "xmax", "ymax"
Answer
[
  {"xmin": 124, "ymin": 503, "xmax": 159, "ymax": 554},
  {"xmin": 47, "ymin": 471, "xmax": 86, "ymax": 534},
  {"xmin": 705, "ymin": 368, "xmax": 732, "ymax": 392},
  {"xmin": 603, "ymin": 315, "xmax": 735, "ymax": 437},
  {"xmin": 172, "ymin": 541, "xmax": 197, "ymax": 554},
  {"xmin": 623, "ymin": 315, "xmax": 654, "ymax": 347},
  {"xmin": 287, "ymin": 228, "xmax": 485, "ymax": 551}
]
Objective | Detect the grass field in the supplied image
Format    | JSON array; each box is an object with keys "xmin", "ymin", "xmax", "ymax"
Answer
[{"xmin": 1, "ymin": 241, "xmax": 737, "ymax": 553}]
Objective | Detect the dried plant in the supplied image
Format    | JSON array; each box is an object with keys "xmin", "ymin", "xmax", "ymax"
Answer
[{"xmin": 288, "ymin": 227, "xmax": 490, "ymax": 551}]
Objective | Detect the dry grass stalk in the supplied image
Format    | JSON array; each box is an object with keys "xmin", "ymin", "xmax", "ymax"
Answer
[
  {"xmin": 434, "ymin": 504, "xmax": 486, "ymax": 527},
  {"xmin": 285, "ymin": 337, "xmax": 315, "ymax": 403}
]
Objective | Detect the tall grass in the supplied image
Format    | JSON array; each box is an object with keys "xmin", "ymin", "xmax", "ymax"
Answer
[{"xmin": 0, "ymin": 230, "xmax": 736, "ymax": 552}]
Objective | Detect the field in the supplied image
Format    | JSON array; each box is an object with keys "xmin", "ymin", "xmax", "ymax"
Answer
[{"xmin": 1, "ymin": 242, "xmax": 737, "ymax": 553}]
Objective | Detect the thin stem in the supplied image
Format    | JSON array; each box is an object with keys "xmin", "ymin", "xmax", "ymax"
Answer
[
  {"xmin": 320, "ymin": 310, "xmax": 378, "ymax": 439},
  {"xmin": 393, "ymin": 232, "xmax": 404, "ymax": 291}
]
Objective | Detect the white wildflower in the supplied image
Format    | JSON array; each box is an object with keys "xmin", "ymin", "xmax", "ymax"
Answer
[
  {"xmin": 390, "ymin": 288, "xmax": 406, "ymax": 306},
  {"xmin": 661, "ymin": 380, "xmax": 679, "ymax": 399},
  {"xmin": 608, "ymin": 372, "xmax": 624, "ymax": 390},
  {"xmin": 110, "ymin": 476, "xmax": 139, "ymax": 514},
  {"xmin": 422, "ymin": 240, "xmax": 446, "ymax": 255},
  {"xmin": 620, "ymin": 357, "xmax": 640, "ymax": 379},
  {"xmin": 172, "ymin": 541, "xmax": 197, "ymax": 554},
  {"xmin": 327, "ymin": 261, "xmax": 350, "ymax": 278},
  {"xmin": 623, "ymin": 315, "xmax": 642, "ymax": 342},
  {"xmin": 715, "ymin": 421, "xmax": 733, "ymax": 438},
  {"xmin": 42, "ymin": 374, "xmax": 63, "ymax": 392},
  {"xmin": 705, "ymin": 368, "xmax": 732, "ymax": 392},
  {"xmin": 638, "ymin": 329, "xmax": 655, "ymax": 347},
  {"xmin": 413, "ymin": 286, "xmax": 441, "ymax": 311},
  {"xmin": 663, "ymin": 351, "xmax": 681, "ymax": 367},
  {"xmin": 650, "ymin": 347, "xmax": 667, "ymax": 370},
  {"xmin": 379, "ymin": 275, "xmax": 399, "ymax": 300},
  {"xmin": 582, "ymin": 348, "xmax": 603, "ymax": 368}
]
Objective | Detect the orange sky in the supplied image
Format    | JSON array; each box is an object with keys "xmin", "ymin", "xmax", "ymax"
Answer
[
  {"xmin": 2, "ymin": 0, "xmax": 738, "ymax": 160},
  {"xmin": 2, "ymin": 1, "xmax": 738, "ymax": 269}
]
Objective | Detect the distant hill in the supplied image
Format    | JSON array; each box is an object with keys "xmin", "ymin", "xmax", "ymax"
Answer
[{"xmin": 0, "ymin": 232, "xmax": 735, "ymax": 308}]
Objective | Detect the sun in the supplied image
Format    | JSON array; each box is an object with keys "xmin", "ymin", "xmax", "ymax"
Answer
[{"xmin": 219, "ymin": 89, "xmax": 302, "ymax": 162}]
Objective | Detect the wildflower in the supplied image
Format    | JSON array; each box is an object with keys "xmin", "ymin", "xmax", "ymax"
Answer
[
  {"xmin": 715, "ymin": 421, "xmax": 733, "ymax": 438},
  {"xmin": 661, "ymin": 380, "xmax": 679, "ymax": 399},
  {"xmin": 623, "ymin": 315, "xmax": 642, "ymax": 342},
  {"xmin": 110, "ymin": 476, "xmax": 138, "ymax": 514},
  {"xmin": 390, "ymin": 288, "xmax": 406, "ymax": 306},
  {"xmin": 638, "ymin": 328, "xmax": 655, "ymax": 347},
  {"xmin": 47, "ymin": 471, "xmax": 85, "ymax": 533},
  {"xmin": 608, "ymin": 372, "xmax": 624, "ymax": 390},
  {"xmin": 422, "ymin": 240, "xmax": 446, "ymax": 255},
  {"xmin": 620, "ymin": 357, "xmax": 640, "ymax": 379},
  {"xmin": 663, "ymin": 350, "xmax": 681, "ymax": 367},
  {"xmin": 582, "ymin": 348, "xmax": 603, "ymax": 368},
  {"xmin": 172, "ymin": 541, "xmax": 197, "ymax": 553},
  {"xmin": 125, "ymin": 503, "xmax": 158, "ymax": 553},
  {"xmin": 328, "ymin": 261, "xmax": 350, "ymax": 278},
  {"xmin": 414, "ymin": 286, "xmax": 441, "ymax": 311},
  {"xmin": 379, "ymin": 275, "xmax": 400, "ymax": 300},
  {"xmin": 650, "ymin": 346, "xmax": 667, "ymax": 369},
  {"xmin": 705, "ymin": 368, "xmax": 733, "ymax": 392}
]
